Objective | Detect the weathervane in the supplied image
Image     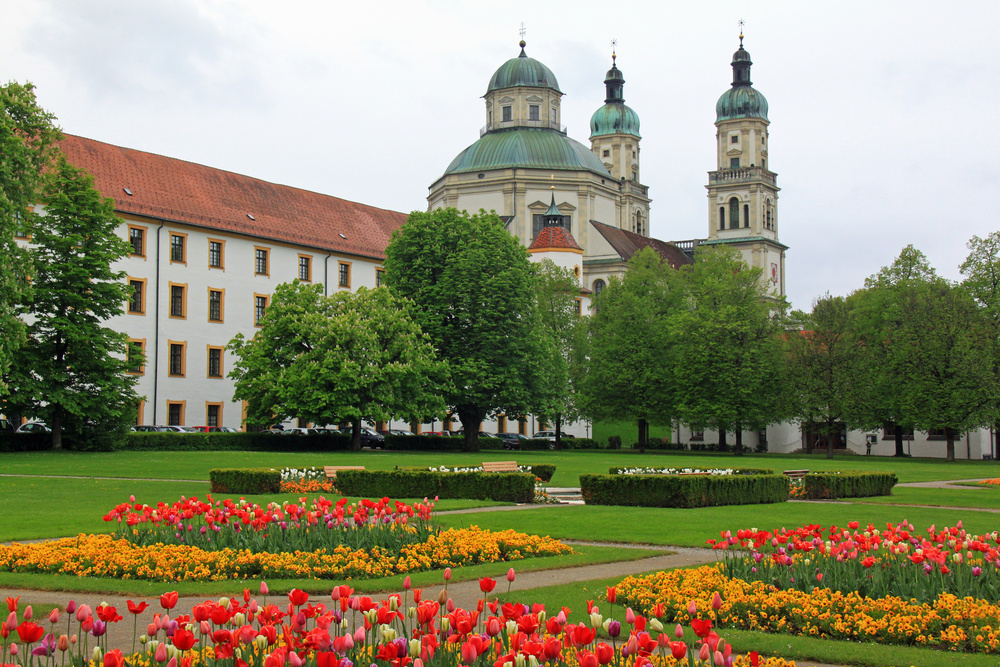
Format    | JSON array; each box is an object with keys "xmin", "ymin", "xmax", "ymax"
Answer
[
  {"xmin": 738, "ymin": 18, "xmax": 745, "ymax": 46},
  {"xmin": 611, "ymin": 38, "xmax": 618, "ymax": 62}
]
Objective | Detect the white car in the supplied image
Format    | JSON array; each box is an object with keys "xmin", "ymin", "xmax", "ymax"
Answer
[{"xmin": 16, "ymin": 421, "xmax": 50, "ymax": 433}]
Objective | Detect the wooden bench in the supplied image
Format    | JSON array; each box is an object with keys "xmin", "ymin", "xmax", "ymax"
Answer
[
  {"xmin": 783, "ymin": 469, "xmax": 809, "ymax": 481},
  {"xmin": 482, "ymin": 460, "xmax": 518, "ymax": 473},
  {"xmin": 324, "ymin": 465, "xmax": 365, "ymax": 480}
]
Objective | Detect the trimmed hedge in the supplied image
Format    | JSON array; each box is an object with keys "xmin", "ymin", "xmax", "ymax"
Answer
[
  {"xmin": 117, "ymin": 432, "xmax": 353, "ymax": 451},
  {"xmin": 209, "ymin": 468, "xmax": 281, "ymax": 494},
  {"xmin": 383, "ymin": 434, "xmax": 465, "ymax": 451},
  {"xmin": 803, "ymin": 471, "xmax": 898, "ymax": 499},
  {"xmin": 530, "ymin": 464, "xmax": 556, "ymax": 482},
  {"xmin": 580, "ymin": 473, "xmax": 788, "ymax": 508},
  {"xmin": 336, "ymin": 469, "xmax": 535, "ymax": 503},
  {"xmin": 608, "ymin": 466, "xmax": 775, "ymax": 476},
  {"xmin": 0, "ymin": 432, "xmax": 51, "ymax": 452}
]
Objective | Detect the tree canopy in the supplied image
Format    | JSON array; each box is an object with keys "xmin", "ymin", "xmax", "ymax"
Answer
[
  {"xmin": 383, "ymin": 208, "xmax": 539, "ymax": 450},
  {"xmin": 228, "ymin": 282, "xmax": 447, "ymax": 450}
]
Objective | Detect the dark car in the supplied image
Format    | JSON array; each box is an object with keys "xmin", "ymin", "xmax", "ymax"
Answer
[
  {"xmin": 340, "ymin": 426, "xmax": 385, "ymax": 447},
  {"xmin": 0, "ymin": 418, "xmax": 14, "ymax": 432},
  {"xmin": 498, "ymin": 432, "xmax": 528, "ymax": 450}
]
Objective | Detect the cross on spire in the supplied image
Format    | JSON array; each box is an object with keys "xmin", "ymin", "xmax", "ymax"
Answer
[
  {"xmin": 519, "ymin": 23, "xmax": 526, "ymax": 40},
  {"xmin": 738, "ymin": 18, "xmax": 745, "ymax": 46}
]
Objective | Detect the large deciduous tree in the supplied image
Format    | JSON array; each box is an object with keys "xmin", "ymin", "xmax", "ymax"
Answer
[
  {"xmin": 8, "ymin": 157, "xmax": 140, "ymax": 448},
  {"xmin": 0, "ymin": 82, "xmax": 60, "ymax": 392},
  {"xmin": 229, "ymin": 282, "xmax": 447, "ymax": 450},
  {"xmin": 670, "ymin": 246, "xmax": 788, "ymax": 454},
  {"xmin": 581, "ymin": 248, "xmax": 677, "ymax": 449},
  {"xmin": 383, "ymin": 208, "xmax": 539, "ymax": 451}
]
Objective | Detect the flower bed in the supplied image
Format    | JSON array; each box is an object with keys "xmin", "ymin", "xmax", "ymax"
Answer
[
  {"xmin": 0, "ymin": 527, "xmax": 571, "ymax": 582},
  {"xmin": 280, "ymin": 467, "xmax": 334, "ymax": 494},
  {"xmin": 609, "ymin": 467, "xmax": 773, "ymax": 476},
  {"xmin": 0, "ymin": 580, "xmax": 795, "ymax": 667}
]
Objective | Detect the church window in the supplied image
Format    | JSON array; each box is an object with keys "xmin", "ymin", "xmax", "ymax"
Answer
[
  {"xmin": 603, "ymin": 149, "xmax": 610, "ymax": 158},
  {"xmin": 593, "ymin": 279, "xmax": 605, "ymax": 296},
  {"xmin": 729, "ymin": 197, "xmax": 740, "ymax": 230},
  {"xmin": 730, "ymin": 135, "xmax": 738, "ymax": 144},
  {"xmin": 719, "ymin": 207, "xmax": 725, "ymax": 230},
  {"xmin": 634, "ymin": 210, "xmax": 644, "ymax": 235},
  {"xmin": 551, "ymin": 107, "xmax": 557, "ymax": 122},
  {"xmin": 730, "ymin": 157, "xmax": 740, "ymax": 169},
  {"xmin": 761, "ymin": 158, "xmax": 766, "ymax": 170},
  {"xmin": 529, "ymin": 105, "xmax": 539, "ymax": 121},
  {"xmin": 743, "ymin": 204, "xmax": 749, "ymax": 228},
  {"xmin": 502, "ymin": 106, "xmax": 512, "ymax": 122}
]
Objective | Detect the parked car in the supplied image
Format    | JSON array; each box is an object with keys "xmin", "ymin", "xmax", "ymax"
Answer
[
  {"xmin": 389, "ymin": 429, "xmax": 414, "ymax": 436},
  {"xmin": 16, "ymin": 421, "xmax": 50, "ymax": 433},
  {"xmin": 339, "ymin": 426, "xmax": 385, "ymax": 447},
  {"xmin": 497, "ymin": 432, "xmax": 530, "ymax": 450},
  {"xmin": 283, "ymin": 427, "xmax": 322, "ymax": 435},
  {"xmin": 0, "ymin": 418, "xmax": 15, "ymax": 432},
  {"xmin": 187, "ymin": 425, "xmax": 230, "ymax": 433}
]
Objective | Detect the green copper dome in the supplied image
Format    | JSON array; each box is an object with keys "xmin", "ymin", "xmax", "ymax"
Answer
[
  {"xmin": 443, "ymin": 128, "xmax": 610, "ymax": 177},
  {"xmin": 590, "ymin": 104, "xmax": 641, "ymax": 138},
  {"xmin": 715, "ymin": 38, "xmax": 768, "ymax": 122},
  {"xmin": 486, "ymin": 42, "xmax": 562, "ymax": 94}
]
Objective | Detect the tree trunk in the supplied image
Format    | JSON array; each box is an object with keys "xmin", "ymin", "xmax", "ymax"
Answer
[
  {"xmin": 894, "ymin": 426, "xmax": 905, "ymax": 457},
  {"xmin": 351, "ymin": 417, "xmax": 362, "ymax": 451},
  {"xmin": 718, "ymin": 429, "xmax": 727, "ymax": 452},
  {"xmin": 638, "ymin": 418, "xmax": 647, "ymax": 453},
  {"xmin": 826, "ymin": 419, "xmax": 835, "ymax": 459},
  {"xmin": 734, "ymin": 426, "xmax": 743, "ymax": 456},
  {"xmin": 946, "ymin": 434, "xmax": 956, "ymax": 462},
  {"xmin": 555, "ymin": 415, "xmax": 562, "ymax": 450},
  {"xmin": 458, "ymin": 408, "xmax": 482, "ymax": 452},
  {"xmin": 51, "ymin": 410, "xmax": 62, "ymax": 450}
]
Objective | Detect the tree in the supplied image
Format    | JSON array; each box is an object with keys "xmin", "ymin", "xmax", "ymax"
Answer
[
  {"xmin": 532, "ymin": 259, "xmax": 584, "ymax": 448},
  {"xmin": 383, "ymin": 208, "xmax": 539, "ymax": 451},
  {"xmin": 670, "ymin": 246, "xmax": 788, "ymax": 454},
  {"xmin": 581, "ymin": 248, "xmax": 678, "ymax": 449},
  {"xmin": 784, "ymin": 294, "xmax": 861, "ymax": 458},
  {"xmin": 7, "ymin": 156, "xmax": 140, "ymax": 448},
  {"xmin": 960, "ymin": 232, "xmax": 1000, "ymax": 457},
  {"xmin": 228, "ymin": 282, "xmax": 447, "ymax": 450},
  {"xmin": 0, "ymin": 82, "xmax": 61, "ymax": 393}
]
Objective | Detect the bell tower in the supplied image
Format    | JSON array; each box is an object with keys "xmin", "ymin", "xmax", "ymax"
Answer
[{"xmin": 704, "ymin": 31, "xmax": 786, "ymax": 297}]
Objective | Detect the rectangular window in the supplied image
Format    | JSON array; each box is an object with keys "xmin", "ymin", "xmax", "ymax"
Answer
[
  {"xmin": 170, "ymin": 233, "xmax": 186, "ymax": 263},
  {"xmin": 551, "ymin": 107, "xmax": 557, "ymax": 123},
  {"xmin": 575, "ymin": 298, "xmax": 582, "ymax": 316},
  {"xmin": 731, "ymin": 135, "xmax": 739, "ymax": 143},
  {"xmin": 206, "ymin": 403, "xmax": 222, "ymax": 428},
  {"xmin": 338, "ymin": 262, "xmax": 351, "ymax": 288},
  {"xmin": 208, "ymin": 288, "xmax": 224, "ymax": 322},
  {"xmin": 376, "ymin": 268, "xmax": 385, "ymax": 287},
  {"xmin": 298, "ymin": 254, "xmax": 312, "ymax": 282},
  {"xmin": 126, "ymin": 339, "xmax": 145, "ymax": 375},
  {"xmin": 529, "ymin": 105, "xmax": 539, "ymax": 121},
  {"xmin": 882, "ymin": 425, "xmax": 914, "ymax": 440},
  {"xmin": 689, "ymin": 430, "xmax": 705, "ymax": 442},
  {"xmin": 602, "ymin": 149, "xmax": 610, "ymax": 157},
  {"xmin": 168, "ymin": 341, "xmax": 186, "ymax": 377},
  {"xmin": 730, "ymin": 157, "xmax": 740, "ymax": 169},
  {"xmin": 255, "ymin": 247, "xmax": 269, "ymax": 276},
  {"xmin": 169, "ymin": 283, "xmax": 186, "ymax": 318},
  {"xmin": 13, "ymin": 211, "xmax": 30, "ymax": 239},
  {"xmin": 927, "ymin": 428, "xmax": 950, "ymax": 441},
  {"xmin": 167, "ymin": 401, "xmax": 185, "ymax": 426},
  {"xmin": 207, "ymin": 346, "xmax": 223, "ymax": 378},
  {"xmin": 127, "ymin": 278, "xmax": 146, "ymax": 314},
  {"xmin": 128, "ymin": 225, "xmax": 146, "ymax": 257},
  {"xmin": 208, "ymin": 239, "xmax": 224, "ymax": 269},
  {"xmin": 502, "ymin": 106, "xmax": 512, "ymax": 122},
  {"xmin": 254, "ymin": 294, "xmax": 269, "ymax": 326}
]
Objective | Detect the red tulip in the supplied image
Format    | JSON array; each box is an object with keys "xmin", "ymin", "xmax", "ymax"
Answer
[
  {"xmin": 542, "ymin": 637, "xmax": 561, "ymax": 660},
  {"xmin": 104, "ymin": 649, "xmax": 125, "ymax": 667},
  {"xmin": 669, "ymin": 641, "xmax": 687, "ymax": 660},
  {"xmin": 749, "ymin": 650, "xmax": 760, "ymax": 667},
  {"xmin": 5, "ymin": 597, "xmax": 18, "ymax": 613},
  {"xmin": 848, "ymin": 521, "xmax": 860, "ymax": 530},
  {"xmin": 577, "ymin": 650, "xmax": 598, "ymax": 667},
  {"xmin": 862, "ymin": 556, "xmax": 876, "ymax": 568},
  {"xmin": 160, "ymin": 592, "xmax": 178, "ymax": 610},
  {"xmin": 289, "ymin": 589, "xmax": 309, "ymax": 607},
  {"xmin": 16, "ymin": 622, "xmax": 44, "ymax": 644},
  {"xmin": 478, "ymin": 577, "xmax": 496, "ymax": 593},
  {"xmin": 691, "ymin": 618, "xmax": 712, "ymax": 638},
  {"xmin": 127, "ymin": 601, "xmax": 149, "ymax": 615},
  {"xmin": 606, "ymin": 587, "xmax": 616, "ymax": 604},
  {"xmin": 172, "ymin": 628, "xmax": 197, "ymax": 651},
  {"xmin": 595, "ymin": 642, "xmax": 614, "ymax": 665}
]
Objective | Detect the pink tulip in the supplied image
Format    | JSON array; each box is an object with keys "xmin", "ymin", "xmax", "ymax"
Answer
[
  {"xmin": 714, "ymin": 650, "xmax": 724, "ymax": 665},
  {"xmin": 443, "ymin": 568, "xmax": 452, "ymax": 582},
  {"xmin": 403, "ymin": 576, "xmax": 411, "ymax": 590},
  {"xmin": 260, "ymin": 582, "xmax": 269, "ymax": 596},
  {"xmin": 23, "ymin": 605, "xmax": 33, "ymax": 620},
  {"xmin": 625, "ymin": 608, "xmax": 635, "ymax": 624},
  {"xmin": 9, "ymin": 644, "xmax": 17, "ymax": 656},
  {"xmin": 506, "ymin": 568, "xmax": 516, "ymax": 583},
  {"xmin": 65, "ymin": 602, "xmax": 76, "ymax": 614},
  {"xmin": 200, "ymin": 621, "xmax": 212, "ymax": 635},
  {"xmin": 711, "ymin": 592, "xmax": 722, "ymax": 610},
  {"xmin": 687, "ymin": 600, "xmax": 697, "ymax": 616},
  {"xmin": 154, "ymin": 643, "xmax": 168, "ymax": 663},
  {"xmin": 675, "ymin": 623, "xmax": 684, "ymax": 639},
  {"xmin": 699, "ymin": 643, "xmax": 710, "ymax": 662},
  {"xmin": 76, "ymin": 605, "xmax": 91, "ymax": 623},
  {"xmin": 288, "ymin": 651, "xmax": 304, "ymax": 667},
  {"xmin": 353, "ymin": 627, "xmax": 365, "ymax": 644},
  {"xmin": 4, "ymin": 612, "xmax": 16, "ymax": 632},
  {"xmin": 166, "ymin": 657, "xmax": 177, "ymax": 667}
]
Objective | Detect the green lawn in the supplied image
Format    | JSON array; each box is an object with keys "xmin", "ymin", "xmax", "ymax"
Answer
[{"xmin": 852, "ymin": 485, "xmax": 1000, "ymax": 509}]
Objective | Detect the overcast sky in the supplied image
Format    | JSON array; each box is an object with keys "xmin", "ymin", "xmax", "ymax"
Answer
[{"xmin": 3, "ymin": 0, "xmax": 997, "ymax": 310}]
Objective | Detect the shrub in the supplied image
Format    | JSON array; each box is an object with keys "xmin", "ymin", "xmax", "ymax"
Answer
[
  {"xmin": 117, "ymin": 432, "xmax": 353, "ymax": 451},
  {"xmin": 530, "ymin": 464, "xmax": 556, "ymax": 482},
  {"xmin": 383, "ymin": 434, "xmax": 465, "ymax": 451},
  {"xmin": 209, "ymin": 468, "xmax": 282, "ymax": 494},
  {"xmin": 518, "ymin": 438, "xmax": 557, "ymax": 451},
  {"xmin": 0, "ymin": 432, "xmax": 50, "ymax": 452},
  {"xmin": 803, "ymin": 471, "xmax": 897, "ymax": 499},
  {"xmin": 580, "ymin": 473, "xmax": 788, "ymax": 508},
  {"xmin": 608, "ymin": 466, "xmax": 775, "ymax": 476},
  {"xmin": 608, "ymin": 435, "xmax": 622, "ymax": 450},
  {"xmin": 336, "ymin": 469, "xmax": 535, "ymax": 503},
  {"xmin": 560, "ymin": 438, "xmax": 602, "ymax": 450}
]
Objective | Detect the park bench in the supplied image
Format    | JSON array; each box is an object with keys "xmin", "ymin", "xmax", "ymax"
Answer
[
  {"xmin": 323, "ymin": 465, "xmax": 366, "ymax": 480},
  {"xmin": 482, "ymin": 460, "xmax": 518, "ymax": 473},
  {"xmin": 783, "ymin": 469, "xmax": 809, "ymax": 481}
]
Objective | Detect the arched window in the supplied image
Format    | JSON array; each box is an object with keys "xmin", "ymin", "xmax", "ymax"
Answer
[
  {"xmin": 634, "ymin": 210, "xmax": 644, "ymax": 236},
  {"xmin": 719, "ymin": 207, "xmax": 725, "ymax": 230},
  {"xmin": 729, "ymin": 197, "xmax": 740, "ymax": 230},
  {"xmin": 593, "ymin": 279, "xmax": 605, "ymax": 296},
  {"xmin": 743, "ymin": 204, "xmax": 749, "ymax": 228}
]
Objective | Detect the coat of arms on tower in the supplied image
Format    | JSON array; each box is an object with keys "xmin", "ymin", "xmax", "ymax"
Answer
[{"xmin": 771, "ymin": 263, "xmax": 778, "ymax": 283}]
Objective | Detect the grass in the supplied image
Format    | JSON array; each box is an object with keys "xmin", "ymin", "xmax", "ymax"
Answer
[
  {"xmin": 433, "ymin": 502, "xmax": 1000, "ymax": 547},
  {"xmin": 0, "ymin": 544, "xmax": 667, "ymax": 597},
  {"xmin": 500, "ymin": 573, "xmax": 1000, "ymax": 667},
  {"xmin": 851, "ymin": 485, "xmax": 1000, "ymax": 509}
]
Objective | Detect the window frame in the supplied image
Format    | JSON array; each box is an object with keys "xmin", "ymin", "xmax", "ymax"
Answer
[
  {"xmin": 375, "ymin": 268, "xmax": 385, "ymax": 288},
  {"xmin": 128, "ymin": 224, "xmax": 147, "ymax": 258},
  {"xmin": 298, "ymin": 254, "xmax": 313, "ymax": 282},
  {"xmin": 207, "ymin": 345, "xmax": 224, "ymax": 378},
  {"xmin": 502, "ymin": 106, "xmax": 512, "ymax": 122},
  {"xmin": 167, "ymin": 401, "xmax": 186, "ymax": 427},
  {"xmin": 254, "ymin": 246, "xmax": 270, "ymax": 277},
  {"xmin": 254, "ymin": 293, "xmax": 270, "ymax": 327},
  {"xmin": 338, "ymin": 261, "xmax": 352, "ymax": 289},
  {"xmin": 13, "ymin": 208, "xmax": 32, "ymax": 240},
  {"xmin": 208, "ymin": 287, "xmax": 225, "ymax": 323},
  {"xmin": 529, "ymin": 104, "xmax": 540, "ymax": 121},
  {"xmin": 126, "ymin": 338, "xmax": 146, "ymax": 375},
  {"xmin": 208, "ymin": 238, "xmax": 225, "ymax": 270},
  {"xmin": 168, "ymin": 282, "xmax": 187, "ymax": 319},
  {"xmin": 127, "ymin": 277, "xmax": 147, "ymax": 315},
  {"xmin": 169, "ymin": 232, "xmax": 187, "ymax": 264},
  {"xmin": 168, "ymin": 340, "xmax": 186, "ymax": 377},
  {"xmin": 206, "ymin": 402, "xmax": 223, "ymax": 428}
]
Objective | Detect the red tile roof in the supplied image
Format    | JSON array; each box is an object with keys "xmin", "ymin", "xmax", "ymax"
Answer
[
  {"xmin": 57, "ymin": 134, "xmax": 408, "ymax": 260},
  {"xmin": 529, "ymin": 225, "xmax": 583, "ymax": 251},
  {"xmin": 590, "ymin": 221, "xmax": 693, "ymax": 269}
]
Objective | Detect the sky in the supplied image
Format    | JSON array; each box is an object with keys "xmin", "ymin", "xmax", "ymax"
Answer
[{"xmin": 2, "ymin": 0, "xmax": 998, "ymax": 311}]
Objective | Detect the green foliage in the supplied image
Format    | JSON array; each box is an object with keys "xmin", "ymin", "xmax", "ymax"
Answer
[
  {"xmin": 608, "ymin": 466, "xmax": 775, "ymax": 475},
  {"xmin": 383, "ymin": 208, "xmax": 540, "ymax": 450},
  {"xmin": 229, "ymin": 283, "xmax": 446, "ymax": 449},
  {"xmin": 517, "ymin": 438, "xmax": 558, "ymax": 451},
  {"xmin": 382, "ymin": 434, "xmax": 465, "ymax": 451},
  {"xmin": 0, "ymin": 432, "xmax": 50, "ymax": 452},
  {"xmin": 803, "ymin": 471, "xmax": 898, "ymax": 499},
  {"xmin": 119, "ymin": 432, "xmax": 354, "ymax": 452},
  {"xmin": 209, "ymin": 468, "xmax": 281, "ymax": 494},
  {"xmin": 335, "ymin": 469, "xmax": 535, "ymax": 503},
  {"xmin": 6, "ymin": 156, "xmax": 140, "ymax": 448},
  {"xmin": 960, "ymin": 232, "xmax": 1000, "ymax": 329},
  {"xmin": 579, "ymin": 472, "xmax": 788, "ymax": 507},
  {"xmin": 528, "ymin": 464, "xmax": 556, "ymax": 482},
  {"xmin": 554, "ymin": 438, "xmax": 602, "ymax": 450},
  {"xmin": 0, "ymin": 81, "xmax": 61, "ymax": 393}
]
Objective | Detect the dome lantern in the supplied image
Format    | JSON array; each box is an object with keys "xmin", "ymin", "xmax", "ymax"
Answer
[{"xmin": 715, "ymin": 33, "xmax": 769, "ymax": 123}]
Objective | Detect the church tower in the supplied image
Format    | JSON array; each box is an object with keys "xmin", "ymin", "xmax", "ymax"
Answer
[
  {"xmin": 703, "ymin": 33, "xmax": 786, "ymax": 297},
  {"xmin": 589, "ymin": 52, "xmax": 651, "ymax": 236}
]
